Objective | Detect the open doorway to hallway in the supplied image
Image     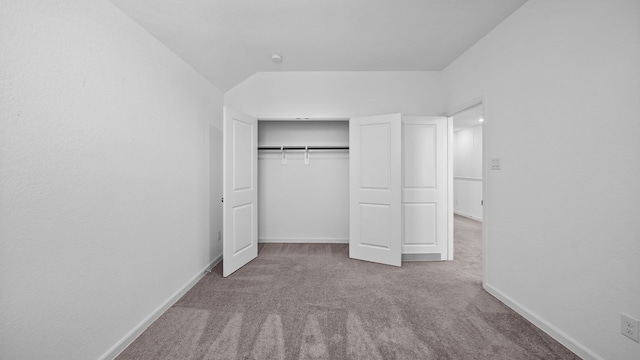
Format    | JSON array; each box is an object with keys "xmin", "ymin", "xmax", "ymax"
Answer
[{"xmin": 450, "ymin": 104, "xmax": 484, "ymax": 263}]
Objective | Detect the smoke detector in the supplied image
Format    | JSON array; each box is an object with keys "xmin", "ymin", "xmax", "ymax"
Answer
[{"xmin": 271, "ymin": 54, "xmax": 283, "ymax": 64}]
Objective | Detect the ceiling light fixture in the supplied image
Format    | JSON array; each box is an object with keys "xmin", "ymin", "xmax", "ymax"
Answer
[
  {"xmin": 271, "ymin": 54, "xmax": 283, "ymax": 64},
  {"xmin": 479, "ymin": 118, "xmax": 484, "ymax": 122}
]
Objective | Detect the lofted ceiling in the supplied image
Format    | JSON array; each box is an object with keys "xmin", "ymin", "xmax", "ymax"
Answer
[{"xmin": 108, "ymin": 0, "xmax": 527, "ymax": 91}]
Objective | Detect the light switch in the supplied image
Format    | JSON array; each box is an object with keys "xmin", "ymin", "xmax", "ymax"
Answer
[{"xmin": 491, "ymin": 157, "xmax": 502, "ymax": 170}]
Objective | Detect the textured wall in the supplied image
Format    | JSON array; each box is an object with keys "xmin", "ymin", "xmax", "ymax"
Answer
[
  {"xmin": 0, "ymin": 1, "xmax": 223, "ymax": 359},
  {"xmin": 443, "ymin": 0, "xmax": 640, "ymax": 359}
]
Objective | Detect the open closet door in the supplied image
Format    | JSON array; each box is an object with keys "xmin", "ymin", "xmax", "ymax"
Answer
[
  {"xmin": 402, "ymin": 116, "xmax": 450, "ymax": 259},
  {"xmin": 349, "ymin": 113, "xmax": 402, "ymax": 266},
  {"xmin": 223, "ymin": 107, "xmax": 258, "ymax": 277}
]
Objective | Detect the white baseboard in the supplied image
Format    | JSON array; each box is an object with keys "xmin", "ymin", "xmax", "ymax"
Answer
[
  {"xmin": 98, "ymin": 253, "xmax": 223, "ymax": 360},
  {"xmin": 258, "ymin": 237, "xmax": 348, "ymax": 243},
  {"xmin": 454, "ymin": 211, "xmax": 483, "ymax": 222},
  {"xmin": 484, "ymin": 283, "xmax": 602, "ymax": 360},
  {"xmin": 402, "ymin": 253, "xmax": 442, "ymax": 261}
]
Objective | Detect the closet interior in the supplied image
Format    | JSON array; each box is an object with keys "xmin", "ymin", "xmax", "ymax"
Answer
[{"xmin": 257, "ymin": 120, "xmax": 350, "ymax": 244}]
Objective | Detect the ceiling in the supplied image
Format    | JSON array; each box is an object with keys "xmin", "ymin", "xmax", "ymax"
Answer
[
  {"xmin": 452, "ymin": 104, "xmax": 484, "ymax": 131},
  {"xmin": 108, "ymin": 0, "xmax": 527, "ymax": 91}
]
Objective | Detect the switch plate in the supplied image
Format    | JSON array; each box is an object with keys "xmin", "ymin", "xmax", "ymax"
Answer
[
  {"xmin": 621, "ymin": 314, "xmax": 639, "ymax": 342},
  {"xmin": 491, "ymin": 157, "xmax": 502, "ymax": 170}
]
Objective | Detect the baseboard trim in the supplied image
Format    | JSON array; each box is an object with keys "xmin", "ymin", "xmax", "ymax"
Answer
[
  {"xmin": 402, "ymin": 253, "xmax": 442, "ymax": 261},
  {"xmin": 454, "ymin": 211, "xmax": 483, "ymax": 222},
  {"xmin": 206, "ymin": 254, "xmax": 223, "ymax": 272},
  {"xmin": 258, "ymin": 237, "xmax": 348, "ymax": 243},
  {"xmin": 484, "ymin": 283, "xmax": 602, "ymax": 360},
  {"xmin": 98, "ymin": 254, "xmax": 222, "ymax": 360}
]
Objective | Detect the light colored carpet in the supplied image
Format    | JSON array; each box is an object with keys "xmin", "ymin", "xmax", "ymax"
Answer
[{"xmin": 117, "ymin": 215, "xmax": 579, "ymax": 359}]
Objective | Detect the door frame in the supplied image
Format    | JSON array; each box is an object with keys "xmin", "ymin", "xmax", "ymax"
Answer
[{"xmin": 444, "ymin": 96, "xmax": 488, "ymax": 283}]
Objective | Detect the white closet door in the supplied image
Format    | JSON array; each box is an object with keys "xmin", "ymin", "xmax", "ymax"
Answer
[
  {"xmin": 349, "ymin": 113, "xmax": 402, "ymax": 266},
  {"xmin": 223, "ymin": 107, "xmax": 258, "ymax": 277},
  {"xmin": 402, "ymin": 116, "xmax": 449, "ymax": 258}
]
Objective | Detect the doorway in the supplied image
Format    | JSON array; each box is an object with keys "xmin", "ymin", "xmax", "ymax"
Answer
[{"xmin": 448, "ymin": 103, "xmax": 485, "ymax": 267}]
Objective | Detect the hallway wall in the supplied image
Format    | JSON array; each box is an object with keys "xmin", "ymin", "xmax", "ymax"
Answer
[{"xmin": 453, "ymin": 125, "xmax": 483, "ymax": 220}]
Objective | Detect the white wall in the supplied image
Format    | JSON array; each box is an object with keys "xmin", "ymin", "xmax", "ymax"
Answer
[
  {"xmin": 454, "ymin": 126, "xmax": 483, "ymax": 178},
  {"xmin": 454, "ymin": 125, "xmax": 483, "ymax": 219},
  {"xmin": 0, "ymin": 1, "xmax": 223, "ymax": 359},
  {"xmin": 258, "ymin": 121, "xmax": 349, "ymax": 242},
  {"xmin": 443, "ymin": 1, "xmax": 640, "ymax": 359},
  {"xmin": 225, "ymin": 71, "xmax": 445, "ymax": 117}
]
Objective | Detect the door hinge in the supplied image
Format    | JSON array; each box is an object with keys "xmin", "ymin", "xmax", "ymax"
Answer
[
  {"xmin": 481, "ymin": 200, "xmax": 483, "ymax": 205},
  {"xmin": 221, "ymin": 197, "xmax": 224, "ymax": 203}
]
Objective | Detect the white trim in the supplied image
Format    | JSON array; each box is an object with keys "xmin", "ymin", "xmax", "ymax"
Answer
[
  {"xmin": 454, "ymin": 211, "xmax": 483, "ymax": 222},
  {"xmin": 206, "ymin": 254, "xmax": 223, "ymax": 272},
  {"xmin": 258, "ymin": 237, "xmax": 349, "ymax": 243},
  {"xmin": 98, "ymin": 254, "xmax": 223, "ymax": 360},
  {"xmin": 454, "ymin": 176, "xmax": 483, "ymax": 181},
  {"xmin": 484, "ymin": 283, "xmax": 602, "ymax": 360},
  {"xmin": 402, "ymin": 253, "xmax": 442, "ymax": 261},
  {"xmin": 447, "ymin": 116, "xmax": 454, "ymax": 261},
  {"xmin": 448, "ymin": 96, "xmax": 488, "ymax": 292},
  {"xmin": 480, "ymin": 97, "xmax": 488, "ymax": 294},
  {"xmin": 443, "ymin": 96, "xmax": 485, "ymax": 117}
]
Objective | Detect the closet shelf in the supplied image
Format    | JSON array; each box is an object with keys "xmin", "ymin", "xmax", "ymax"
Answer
[{"xmin": 258, "ymin": 145, "xmax": 349, "ymax": 150}]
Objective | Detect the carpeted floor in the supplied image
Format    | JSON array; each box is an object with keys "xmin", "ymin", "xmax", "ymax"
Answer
[{"xmin": 117, "ymin": 215, "xmax": 579, "ymax": 359}]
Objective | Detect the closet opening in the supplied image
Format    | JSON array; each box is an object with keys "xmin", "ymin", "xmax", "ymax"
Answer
[
  {"xmin": 223, "ymin": 108, "xmax": 452, "ymax": 276},
  {"xmin": 257, "ymin": 120, "xmax": 350, "ymax": 245}
]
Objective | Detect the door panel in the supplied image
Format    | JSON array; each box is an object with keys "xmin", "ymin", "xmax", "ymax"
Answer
[
  {"xmin": 403, "ymin": 203, "xmax": 436, "ymax": 245},
  {"xmin": 232, "ymin": 203, "xmax": 253, "ymax": 253},
  {"xmin": 359, "ymin": 203, "xmax": 391, "ymax": 248},
  {"xmin": 349, "ymin": 114, "xmax": 402, "ymax": 266},
  {"xmin": 401, "ymin": 117, "xmax": 448, "ymax": 258},
  {"xmin": 360, "ymin": 123, "xmax": 391, "ymax": 189},
  {"xmin": 223, "ymin": 107, "xmax": 258, "ymax": 277},
  {"xmin": 404, "ymin": 125, "xmax": 437, "ymax": 188},
  {"xmin": 232, "ymin": 121, "xmax": 253, "ymax": 191}
]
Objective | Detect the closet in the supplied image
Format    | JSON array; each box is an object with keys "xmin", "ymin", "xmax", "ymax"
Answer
[
  {"xmin": 257, "ymin": 120, "xmax": 350, "ymax": 245},
  {"xmin": 222, "ymin": 108, "xmax": 450, "ymax": 277}
]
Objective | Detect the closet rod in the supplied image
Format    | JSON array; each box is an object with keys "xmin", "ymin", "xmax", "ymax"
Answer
[{"xmin": 258, "ymin": 146, "xmax": 349, "ymax": 150}]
